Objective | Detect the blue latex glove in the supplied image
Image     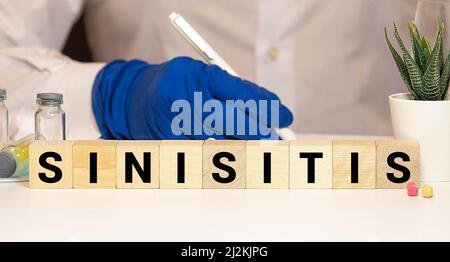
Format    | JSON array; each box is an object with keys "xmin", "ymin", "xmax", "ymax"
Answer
[{"xmin": 92, "ymin": 57, "xmax": 293, "ymax": 140}]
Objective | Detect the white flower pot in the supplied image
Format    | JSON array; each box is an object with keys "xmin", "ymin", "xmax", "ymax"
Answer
[{"xmin": 389, "ymin": 92, "xmax": 450, "ymax": 182}]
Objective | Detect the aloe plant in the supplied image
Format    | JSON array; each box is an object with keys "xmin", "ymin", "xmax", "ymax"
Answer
[{"xmin": 385, "ymin": 19, "xmax": 450, "ymax": 100}]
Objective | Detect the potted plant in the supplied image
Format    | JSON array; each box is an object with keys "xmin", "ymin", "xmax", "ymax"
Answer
[{"xmin": 385, "ymin": 20, "xmax": 450, "ymax": 182}]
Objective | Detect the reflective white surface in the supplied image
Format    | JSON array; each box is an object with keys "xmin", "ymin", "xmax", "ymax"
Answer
[{"xmin": 0, "ymin": 181, "xmax": 449, "ymax": 241}]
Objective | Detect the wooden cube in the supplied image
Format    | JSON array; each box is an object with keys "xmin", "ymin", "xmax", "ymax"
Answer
[
  {"xmin": 116, "ymin": 141, "xmax": 160, "ymax": 189},
  {"xmin": 203, "ymin": 140, "xmax": 246, "ymax": 189},
  {"xmin": 246, "ymin": 141, "xmax": 289, "ymax": 189},
  {"xmin": 332, "ymin": 140, "xmax": 376, "ymax": 189},
  {"xmin": 160, "ymin": 140, "xmax": 203, "ymax": 189},
  {"xmin": 73, "ymin": 140, "xmax": 117, "ymax": 189},
  {"xmin": 29, "ymin": 140, "xmax": 74, "ymax": 189},
  {"xmin": 376, "ymin": 139, "xmax": 420, "ymax": 189},
  {"xmin": 290, "ymin": 140, "xmax": 332, "ymax": 189}
]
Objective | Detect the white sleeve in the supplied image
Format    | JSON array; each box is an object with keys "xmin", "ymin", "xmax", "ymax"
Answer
[
  {"xmin": 0, "ymin": 0, "xmax": 105, "ymax": 141},
  {"xmin": 0, "ymin": 0, "xmax": 84, "ymax": 49},
  {"xmin": 0, "ymin": 47, "xmax": 105, "ymax": 141}
]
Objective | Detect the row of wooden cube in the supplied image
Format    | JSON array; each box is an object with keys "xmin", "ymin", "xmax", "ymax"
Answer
[{"xmin": 29, "ymin": 139, "xmax": 419, "ymax": 189}]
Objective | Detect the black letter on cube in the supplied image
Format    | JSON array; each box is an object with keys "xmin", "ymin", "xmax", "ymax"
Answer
[
  {"xmin": 299, "ymin": 152, "xmax": 323, "ymax": 183},
  {"xmin": 386, "ymin": 152, "xmax": 411, "ymax": 183},
  {"xmin": 38, "ymin": 152, "xmax": 63, "ymax": 183},
  {"xmin": 264, "ymin": 152, "xmax": 271, "ymax": 183},
  {"xmin": 212, "ymin": 152, "xmax": 236, "ymax": 183},
  {"xmin": 90, "ymin": 153, "xmax": 97, "ymax": 183},
  {"xmin": 125, "ymin": 152, "xmax": 151, "ymax": 183},
  {"xmin": 351, "ymin": 152, "xmax": 359, "ymax": 183},
  {"xmin": 177, "ymin": 152, "xmax": 185, "ymax": 183}
]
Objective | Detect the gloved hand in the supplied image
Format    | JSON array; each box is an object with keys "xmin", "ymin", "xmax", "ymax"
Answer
[{"xmin": 92, "ymin": 57, "xmax": 293, "ymax": 140}]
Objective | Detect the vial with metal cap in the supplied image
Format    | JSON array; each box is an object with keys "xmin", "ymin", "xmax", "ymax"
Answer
[
  {"xmin": 0, "ymin": 89, "xmax": 8, "ymax": 148},
  {"xmin": 0, "ymin": 151, "xmax": 16, "ymax": 178},
  {"xmin": 35, "ymin": 93, "xmax": 66, "ymax": 140},
  {"xmin": 0, "ymin": 134, "xmax": 33, "ymax": 179}
]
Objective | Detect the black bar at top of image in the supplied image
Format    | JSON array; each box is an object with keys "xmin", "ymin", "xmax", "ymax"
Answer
[{"xmin": 0, "ymin": 242, "xmax": 449, "ymax": 260}]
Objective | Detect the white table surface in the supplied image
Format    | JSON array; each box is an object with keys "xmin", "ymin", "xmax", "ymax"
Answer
[{"xmin": 1, "ymin": 134, "xmax": 449, "ymax": 242}]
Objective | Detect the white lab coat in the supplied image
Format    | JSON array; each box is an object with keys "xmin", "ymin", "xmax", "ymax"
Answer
[{"xmin": 0, "ymin": 0, "xmax": 418, "ymax": 141}]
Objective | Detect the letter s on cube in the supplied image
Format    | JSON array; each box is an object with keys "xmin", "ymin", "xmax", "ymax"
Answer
[
  {"xmin": 376, "ymin": 140, "xmax": 420, "ymax": 189},
  {"xmin": 29, "ymin": 141, "xmax": 74, "ymax": 189}
]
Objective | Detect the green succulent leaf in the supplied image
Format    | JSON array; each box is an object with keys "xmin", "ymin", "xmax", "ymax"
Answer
[
  {"xmin": 421, "ymin": 36, "xmax": 432, "ymax": 61},
  {"xmin": 426, "ymin": 20, "xmax": 444, "ymax": 71},
  {"xmin": 385, "ymin": 28, "xmax": 418, "ymax": 99},
  {"xmin": 387, "ymin": 18, "xmax": 448, "ymax": 100},
  {"xmin": 438, "ymin": 20, "xmax": 444, "ymax": 72},
  {"xmin": 408, "ymin": 22, "xmax": 427, "ymax": 72},
  {"xmin": 423, "ymin": 27, "xmax": 443, "ymax": 100},
  {"xmin": 408, "ymin": 21, "xmax": 421, "ymax": 38},
  {"xmin": 440, "ymin": 50, "xmax": 450, "ymax": 99},
  {"xmin": 393, "ymin": 23, "xmax": 424, "ymax": 99}
]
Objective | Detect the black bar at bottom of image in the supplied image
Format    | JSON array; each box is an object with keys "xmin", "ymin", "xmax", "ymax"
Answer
[{"xmin": 0, "ymin": 242, "xmax": 449, "ymax": 260}]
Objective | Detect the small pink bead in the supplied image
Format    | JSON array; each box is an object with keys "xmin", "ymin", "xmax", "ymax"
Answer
[
  {"xmin": 407, "ymin": 183, "xmax": 418, "ymax": 196},
  {"xmin": 407, "ymin": 182, "xmax": 417, "ymax": 188}
]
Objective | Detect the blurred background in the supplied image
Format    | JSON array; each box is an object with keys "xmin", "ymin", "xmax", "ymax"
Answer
[{"xmin": 3, "ymin": 0, "xmax": 450, "ymax": 137}]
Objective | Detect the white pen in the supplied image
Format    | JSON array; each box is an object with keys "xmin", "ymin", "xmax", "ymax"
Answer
[{"xmin": 169, "ymin": 12, "xmax": 296, "ymax": 140}]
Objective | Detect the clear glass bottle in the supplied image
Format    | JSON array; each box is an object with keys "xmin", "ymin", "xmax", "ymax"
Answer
[
  {"xmin": 0, "ymin": 89, "xmax": 8, "ymax": 149},
  {"xmin": 35, "ymin": 93, "xmax": 66, "ymax": 140}
]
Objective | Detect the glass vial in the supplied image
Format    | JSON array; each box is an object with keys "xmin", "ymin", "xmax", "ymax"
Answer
[
  {"xmin": 0, "ymin": 89, "xmax": 8, "ymax": 148},
  {"xmin": 0, "ymin": 134, "xmax": 33, "ymax": 178},
  {"xmin": 35, "ymin": 93, "xmax": 66, "ymax": 140}
]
